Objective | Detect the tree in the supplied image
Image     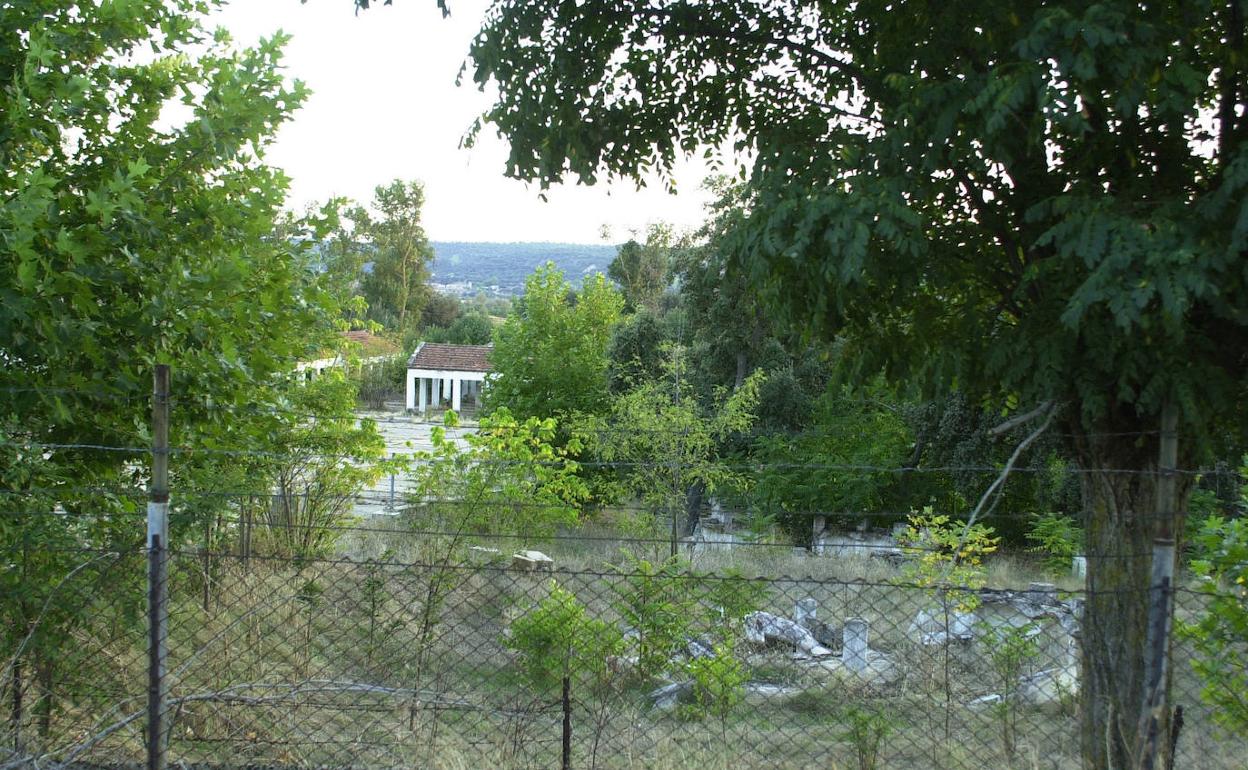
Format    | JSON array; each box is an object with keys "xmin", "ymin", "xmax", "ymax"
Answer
[
  {"xmin": 673, "ymin": 179, "xmax": 776, "ymax": 394},
  {"xmin": 356, "ymin": 179, "xmax": 434, "ymax": 336},
  {"xmin": 422, "ymin": 291, "xmax": 462, "ymax": 329},
  {"xmin": 440, "ymin": 2, "xmax": 1248, "ymax": 765},
  {"xmin": 423, "ymin": 311, "xmax": 494, "ymax": 346},
  {"xmin": 608, "ymin": 223, "xmax": 673, "ymax": 311},
  {"xmin": 485, "ymin": 263, "xmax": 624, "ymax": 420},
  {"xmin": 586, "ymin": 347, "xmax": 762, "ymax": 545},
  {"xmin": 751, "ymin": 382, "xmax": 913, "ymax": 543},
  {"xmin": 407, "ymin": 408, "xmax": 590, "ymax": 540},
  {"xmin": 606, "ymin": 308, "xmax": 674, "ymax": 394},
  {"xmin": 251, "ymin": 374, "xmax": 391, "ymax": 560},
  {"xmin": 1, "ymin": 0, "xmax": 366, "ymax": 748},
  {"xmin": 1183, "ymin": 479, "xmax": 1248, "ymax": 735}
]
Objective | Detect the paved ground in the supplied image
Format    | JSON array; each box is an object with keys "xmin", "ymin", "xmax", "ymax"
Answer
[{"xmin": 352, "ymin": 407, "xmax": 476, "ymax": 518}]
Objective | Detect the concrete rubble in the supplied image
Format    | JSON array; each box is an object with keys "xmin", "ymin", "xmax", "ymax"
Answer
[{"xmin": 510, "ymin": 550, "xmax": 554, "ymax": 570}]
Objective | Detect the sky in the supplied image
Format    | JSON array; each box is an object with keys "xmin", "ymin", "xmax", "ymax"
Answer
[{"xmin": 211, "ymin": 0, "xmax": 724, "ymax": 244}]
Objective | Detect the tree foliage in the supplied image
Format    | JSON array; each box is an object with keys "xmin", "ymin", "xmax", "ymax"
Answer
[
  {"xmin": 451, "ymin": 2, "xmax": 1248, "ymax": 763},
  {"xmin": 406, "ymin": 409, "xmax": 589, "ymax": 540},
  {"xmin": 1, "ymin": 0, "xmax": 383, "ymax": 742},
  {"xmin": 422, "ymin": 310, "xmax": 494, "ymax": 346},
  {"xmin": 485, "ymin": 263, "xmax": 624, "ymax": 420},
  {"xmin": 608, "ymin": 223, "xmax": 673, "ymax": 311},
  {"xmin": 505, "ymin": 581, "xmax": 624, "ymax": 691},
  {"xmin": 1183, "ymin": 475, "xmax": 1248, "ymax": 734},
  {"xmin": 751, "ymin": 383, "xmax": 912, "ymax": 542},
  {"xmin": 586, "ymin": 347, "xmax": 762, "ymax": 536},
  {"xmin": 356, "ymin": 179, "xmax": 434, "ymax": 336}
]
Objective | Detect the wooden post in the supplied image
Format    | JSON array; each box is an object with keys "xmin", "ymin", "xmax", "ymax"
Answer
[
  {"xmin": 1136, "ymin": 402, "xmax": 1178, "ymax": 770},
  {"xmin": 147, "ymin": 365, "xmax": 170, "ymax": 770}
]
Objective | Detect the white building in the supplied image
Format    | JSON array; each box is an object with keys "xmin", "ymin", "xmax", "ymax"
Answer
[
  {"xmin": 405, "ymin": 342, "xmax": 492, "ymax": 415},
  {"xmin": 297, "ymin": 330, "xmax": 400, "ymax": 382}
]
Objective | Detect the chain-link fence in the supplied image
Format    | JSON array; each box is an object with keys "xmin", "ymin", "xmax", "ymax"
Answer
[{"xmin": 2, "ymin": 532, "xmax": 1243, "ymax": 770}]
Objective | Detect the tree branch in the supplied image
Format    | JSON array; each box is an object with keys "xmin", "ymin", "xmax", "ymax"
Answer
[
  {"xmin": 989, "ymin": 400, "xmax": 1054, "ymax": 437},
  {"xmin": 969, "ymin": 404, "xmax": 1057, "ymax": 529}
]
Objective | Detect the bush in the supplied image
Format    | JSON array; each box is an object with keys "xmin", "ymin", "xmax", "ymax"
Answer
[
  {"xmin": 896, "ymin": 509, "xmax": 999, "ymax": 612},
  {"xmin": 1183, "ymin": 511, "xmax": 1248, "ymax": 734},
  {"xmin": 838, "ymin": 705, "xmax": 897, "ymax": 770},
  {"xmin": 353, "ymin": 355, "xmax": 407, "ymax": 409},
  {"xmin": 506, "ymin": 581, "xmax": 623, "ymax": 691},
  {"xmin": 1025, "ymin": 511, "xmax": 1084, "ymax": 574},
  {"xmin": 682, "ymin": 641, "xmax": 747, "ymax": 724}
]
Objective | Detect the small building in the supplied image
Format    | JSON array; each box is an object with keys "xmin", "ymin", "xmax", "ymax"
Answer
[
  {"xmin": 405, "ymin": 342, "xmax": 492, "ymax": 414},
  {"xmin": 296, "ymin": 330, "xmax": 399, "ymax": 382}
]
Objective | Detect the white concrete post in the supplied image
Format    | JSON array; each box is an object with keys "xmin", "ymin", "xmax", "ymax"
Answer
[
  {"xmin": 418, "ymin": 376, "xmax": 427, "ymax": 415},
  {"xmin": 452, "ymin": 378, "xmax": 462, "ymax": 413},
  {"xmin": 406, "ymin": 370, "xmax": 417, "ymax": 410},
  {"xmin": 844, "ymin": 618, "xmax": 869, "ymax": 672}
]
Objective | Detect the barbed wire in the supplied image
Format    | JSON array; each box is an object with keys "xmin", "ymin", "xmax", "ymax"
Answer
[
  {"xmin": 0, "ymin": 497, "xmax": 1221, "ymax": 526},
  {"xmin": 0, "ymin": 543, "xmax": 1186, "ymax": 595},
  {"xmin": 0, "ymin": 437, "xmax": 1224, "ymax": 476},
  {"xmin": 1, "ymin": 381, "xmax": 1177, "ymax": 441},
  {"xmin": 0, "ymin": 519, "xmax": 1231, "ymax": 564}
]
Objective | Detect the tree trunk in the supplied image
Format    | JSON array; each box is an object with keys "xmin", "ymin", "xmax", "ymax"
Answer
[
  {"xmin": 35, "ymin": 658, "xmax": 52, "ymax": 740},
  {"xmin": 733, "ymin": 351, "xmax": 748, "ymax": 392},
  {"xmin": 9, "ymin": 655, "xmax": 21, "ymax": 753},
  {"xmin": 1076, "ymin": 417, "xmax": 1189, "ymax": 770},
  {"xmin": 684, "ymin": 479, "xmax": 706, "ymax": 535}
]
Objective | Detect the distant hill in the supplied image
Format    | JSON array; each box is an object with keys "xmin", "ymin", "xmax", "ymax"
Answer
[{"xmin": 430, "ymin": 241, "xmax": 619, "ymax": 294}]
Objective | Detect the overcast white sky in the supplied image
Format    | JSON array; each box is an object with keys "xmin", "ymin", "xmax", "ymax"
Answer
[{"xmin": 211, "ymin": 0, "xmax": 722, "ymax": 243}]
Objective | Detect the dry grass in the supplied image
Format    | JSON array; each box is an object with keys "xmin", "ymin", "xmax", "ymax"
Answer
[{"xmin": 2, "ymin": 520, "xmax": 1243, "ymax": 770}]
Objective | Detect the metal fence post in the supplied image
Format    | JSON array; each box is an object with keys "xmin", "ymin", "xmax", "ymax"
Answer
[
  {"xmin": 389, "ymin": 453, "xmax": 396, "ymax": 510},
  {"xmin": 147, "ymin": 365, "xmax": 170, "ymax": 770}
]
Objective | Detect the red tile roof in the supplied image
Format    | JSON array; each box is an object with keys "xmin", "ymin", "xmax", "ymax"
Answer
[{"xmin": 407, "ymin": 342, "xmax": 493, "ymax": 373}]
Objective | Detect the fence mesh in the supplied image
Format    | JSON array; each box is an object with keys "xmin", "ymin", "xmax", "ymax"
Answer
[{"xmin": 2, "ymin": 532, "xmax": 1243, "ymax": 770}]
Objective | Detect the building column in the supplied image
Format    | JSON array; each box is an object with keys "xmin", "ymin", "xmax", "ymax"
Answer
[
  {"xmin": 418, "ymin": 376, "xmax": 427, "ymax": 415},
  {"xmin": 452, "ymin": 378, "xmax": 462, "ymax": 413},
  {"xmin": 406, "ymin": 370, "xmax": 417, "ymax": 410}
]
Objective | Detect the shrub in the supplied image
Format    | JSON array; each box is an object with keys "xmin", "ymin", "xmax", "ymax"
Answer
[
  {"xmin": 980, "ymin": 622, "xmax": 1041, "ymax": 757},
  {"xmin": 896, "ymin": 509, "xmax": 999, "ymax": 612},
  {"xmin": 682, "ymin": 641, "xmax": 747, "ymax": 725},
  {"xmin": 1182, "ymin": 512, "xmax": 1248, "ymax": 734},
  {"xmin": 1025, "ymin": 511, "xmax": 1084, "ymax": 574},
  {"xmin": 506, "ymin": 581, "xmax": 624, "ymax": 691},
  {"xmin": 838, "ymin": 705, "xmax": 897, "ymax": 770}
]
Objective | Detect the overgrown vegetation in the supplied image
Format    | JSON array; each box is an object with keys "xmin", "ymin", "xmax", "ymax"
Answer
[{"xmin": 1183, "ymin": 479, "xmax": 1248, "ymax": 735}]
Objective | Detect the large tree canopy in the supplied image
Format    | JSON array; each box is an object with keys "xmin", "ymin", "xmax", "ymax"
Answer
[
  {"xmin": 1, "ymin": 0, "xmax": 371, "ymax": 738},
  {"xmin": 485, "ymin": 264, "xmax": 624, "ymax": 420},
  {"xmin": 355, "ymin": 179, "xmax": 435, "ymax": 336},
  {"xmin": 438, "ymin": 1, "xmax": 1248, "ymax": 766},
  {"xmin": 1, "ymin": 1, "xmax": 338, "ymax": 476}
]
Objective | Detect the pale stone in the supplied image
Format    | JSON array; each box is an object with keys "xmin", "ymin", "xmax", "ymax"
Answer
[
  {"xmin": 1025, "ymin": 582, "xmax": 1059, "ymax": 606},
  {"xmin": 809, "ymin": 650, "xmax": 901, "ymax": 686},
  {"xmin": 511, "ymin": 550, "xmax": 554, "ymax": 570},
  {"xmin": 794, "ymin": 598, "xmax": 818, "ymax": 628},
  {"xmin": 743, "ymin": 611, "xmax": 834, "ymax": 656},
  {"xmin": 910, "ymin": 607, "xmax": 976, "ymax": 645},
  {"xmin": 648, "ymin": 681, "xmax": 692, "ymax": 710},
  {"xmin": 843, "ymin": 618, "xmax": 869, "ymax": 672}
]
